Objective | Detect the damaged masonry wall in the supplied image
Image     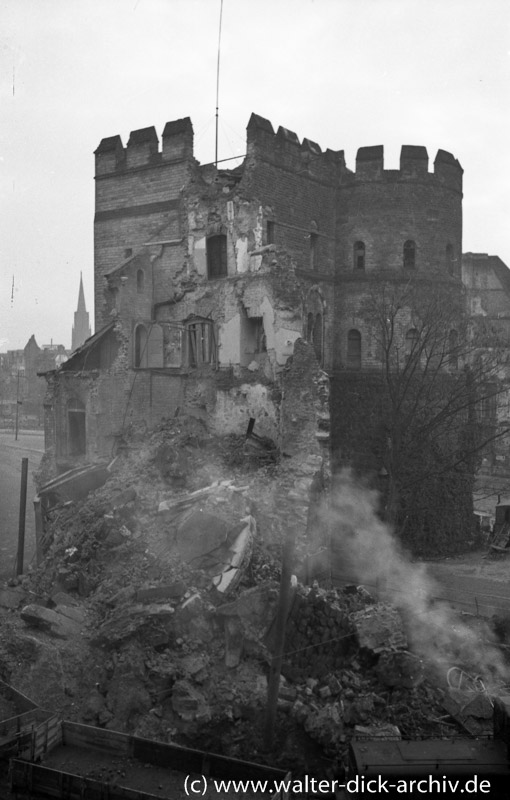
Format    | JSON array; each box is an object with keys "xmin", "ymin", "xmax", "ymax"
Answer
[{"xmin": 44, "ymin": 114, "xmax": 335, "ymax": 476}]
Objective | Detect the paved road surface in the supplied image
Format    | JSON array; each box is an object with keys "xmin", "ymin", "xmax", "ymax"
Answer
[
  {"xmin": 0, "ymin": 431, "xmax": 44, "ymax": 581},
  {"xmin": 332, "ymin": 550, "xmax": 510, "ymax": 618},
  {"xmin": 427, "ymin": 555, "xmax": 510, "ymax": 618}
]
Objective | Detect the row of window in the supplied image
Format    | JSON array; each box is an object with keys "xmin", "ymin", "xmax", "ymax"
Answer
[
  {"xmin": 132, "ymin": 233, "xmax": 455, "ymax": 285},
  {"xmin": 134, "ymin": 319, "xmax": 218, "ymax": 369},
  {"xmin": 134, "ymin": 314, "xmax": 320, "ymax": 370},
  {"xmin": 346, "ymin": 328, "xmax": 459, "ymax": 369},
  {"xmin": 134, "ymin": 319, "xmax": 462, "ymax": 373},
  {"xmin": 353, "ymin": 241, "xmax": 456, "ymax": 273}
]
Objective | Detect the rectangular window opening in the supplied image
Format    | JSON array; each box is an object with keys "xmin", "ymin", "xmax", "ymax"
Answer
[{"xmin": 207, "ymin": 235, "xmax": 228, "ymax": 279}]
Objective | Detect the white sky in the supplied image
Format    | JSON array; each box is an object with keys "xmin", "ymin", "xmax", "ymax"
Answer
[{"xmin": 1, "ymin": 0, "xmax": 509, "ymax": 351}]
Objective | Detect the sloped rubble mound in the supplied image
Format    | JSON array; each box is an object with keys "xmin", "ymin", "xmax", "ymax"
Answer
[{"xmin": 0, "ymin": 416, "xmax": 496, "ymax": 780}]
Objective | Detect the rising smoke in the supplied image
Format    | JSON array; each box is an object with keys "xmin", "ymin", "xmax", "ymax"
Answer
[{"xmin": 324, "ymin": 470, "xmax": 510, "ymax": 692}]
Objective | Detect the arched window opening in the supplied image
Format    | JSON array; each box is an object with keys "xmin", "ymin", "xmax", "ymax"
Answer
[
  {"xmin": 448, "ymin": 329, "xmax": 458, "ymax": 369},
  {"xmin": 406, "ymin": 328, "xmax": 419, "ymax": 358},
  {"xmin": 446, "ymin": 244, "xmax": 455, "ymax": 275},
  {"xmin": 354, "ymin": 241, "xmax": 365, "ymax": 270},
  {"xmin": 403, "ymin": 240, "xmax": 416, "ymax": 269},
  {"xmin": 347, "ymin": 329, "xmax": 361, "ymax": 370},
  {"xmin": 134, "ymin": 324, "xmax": 148, "ymax": 368},
  {"xmin": 136, "ymin": 269, "xmax": 145, "ymax": 293},
  {"xmin": 67, "ymin": 398, "xmax": 86, "ymax": 456},
  {"xmin": 309, "ymin": 232, "xmax": 319, "ymax": 270},
  {"xmin": 313, "ymin": 313, "xmax": 323, "ymax": 364},
  {"xmin": 207, "ymin": 234, "xmax": 228, "ymax": 279}
]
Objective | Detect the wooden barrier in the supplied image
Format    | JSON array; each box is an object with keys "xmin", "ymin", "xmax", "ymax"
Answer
[{"xmin": 10, "ymin": 720, "xmax": 291, "ymax": 799}]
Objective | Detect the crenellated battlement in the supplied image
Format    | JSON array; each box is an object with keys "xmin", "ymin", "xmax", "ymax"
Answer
[
  {"xmin": 246, "ymin": 113, "xmax": 346, "ymax": 181},
  {"xmin": 94, "ymin": 117, "xmax": 194, "ymax": 176},
  {"xmin": 94, "ymin": 113, "xmax": 463, "ymax": 196},
  {"xmin": 349, "ymin": 144, "xmax": 463, "ymax": 191}
]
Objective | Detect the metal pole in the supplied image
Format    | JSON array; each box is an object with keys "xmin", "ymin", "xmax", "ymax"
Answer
[
  {"xmin": 15, "ymin": 369, "xmax": 20, "ymax": 440},
  {"xmin": 17, "ymin": 457, "xmax": 28, "ymax": 575},
  {"xmin": 264, "ymin": 528, "xmax": 295, "ymax": 748},
  {"xmin": 214, "ymin": 0, "xmax": 223, "ymax": 166},
  {"xmin": 34, "ymin": 496, "xmax": 44, "ymax": 565}
]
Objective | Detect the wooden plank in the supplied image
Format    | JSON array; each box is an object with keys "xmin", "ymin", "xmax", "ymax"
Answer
[
  {"xmin": 0, "ymin": 708, "xmax": 56, "ymax": 741},
  {"xmin": 63, "ymin": 721, "xmax": 131, "ymax": 756},
  {"xmin": 62, "ymin": 723, "xmax": 288, "ymax": 781},
  {"xmin": 132, "ymin": 737, "xmax": 203, "ymax": 772},
  {"xmin": 0, "ymin": 679, "xmax": 38, "ymax": 714},
  {"xmin": 132, "ymin": 734, "xmax": 287, "ymax": 781}
]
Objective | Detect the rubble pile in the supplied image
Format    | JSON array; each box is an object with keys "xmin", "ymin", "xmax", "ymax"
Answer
[
  {"xmin": 1, "ymin": 415, "xmax": 507, "ymax": 778},
  {"xmin": 280, "ymin": 586, "xmax": 358, "ymax": 679}
]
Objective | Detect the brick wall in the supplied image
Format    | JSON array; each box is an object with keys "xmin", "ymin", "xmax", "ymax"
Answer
[{"xmin": 94, "ymin": 121, "xmax": 193, "ymax": 330}]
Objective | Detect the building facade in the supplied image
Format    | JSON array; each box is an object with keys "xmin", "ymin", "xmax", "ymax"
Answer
[{"xmin": 43, "ymin": 113, "xmax": 466, "ymax": 480}]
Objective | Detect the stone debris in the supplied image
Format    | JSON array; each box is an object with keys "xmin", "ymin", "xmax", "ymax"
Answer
[
  {"xmin": 353, "ymin": 723, "xmax": 401, "ymax": 740},
  {"xmin": 135, "ymin": 582, "xmax": 187, "ymax": 604},
  {"xmin": 92, "ymin": 604, "xmax": 176, "ymax": 648},
  {"xmin": 171, "ymin": 679, "xmax": 211, "ymax": 722},
  {"xmin": 20, "ymin": 604, "xmax": 83, "ymax": 639},
  {"xmin": 7, "ymin": 415, "xmax": 497, "ymax": 781},
  {"xmin": 376, "ymin": 650, "xmax": 425, "ymax": 689},
  {"xmin": 0, "ymin": 587, "xmax": 27, "ymax": 610},
  {"xmin": 304, "ymin": 702, "xmax": 345, "ymax": 750},
  {"xmin": 351, "ymin": 603, "xmax": 408, "ymax": 653}
]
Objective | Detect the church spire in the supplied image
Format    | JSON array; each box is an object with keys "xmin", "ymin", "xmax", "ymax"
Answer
[
  {"xmin": 72, "ymin": 272, "xmax": 92, "ymax": 351},
  {"xmin": 77, "ymin": 272, "xmax": 86, "ymax": 313}
]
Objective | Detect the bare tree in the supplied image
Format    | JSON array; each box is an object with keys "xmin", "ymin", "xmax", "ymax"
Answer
[{"xmin": 357, "ymin": 277, "xmax": 510, "ymax": 548}]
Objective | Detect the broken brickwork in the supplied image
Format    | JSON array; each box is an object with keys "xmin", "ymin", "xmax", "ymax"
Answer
[
  {"xmin": 43, "ymin": 111, "xmax": 471, "ymax": 561},
  {"xmin": 44, "ymin": 113, "xmax": 343, "ymax": 476}
]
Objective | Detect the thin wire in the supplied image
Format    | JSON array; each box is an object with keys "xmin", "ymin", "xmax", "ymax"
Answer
[{"xmin": 215, "ymin": 0, "xmax": 224, "ymax": 166}]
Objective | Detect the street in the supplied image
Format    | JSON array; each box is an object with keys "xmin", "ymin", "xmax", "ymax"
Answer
[{"xmin": 0, "ymin": 431, "xmax": 44, "ymax": 581}]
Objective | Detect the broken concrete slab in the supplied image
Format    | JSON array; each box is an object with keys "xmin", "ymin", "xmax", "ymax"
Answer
[
  {"xmin": 442, "ymin": 691, "xmax": 493, "ymax": 736},
  {"xmin": 50, "ymin": 591, "xmax": 79, "ymax": 607},
  {"xmin": 158, "ymin": 481, "xmax": 235, "ymax": 515},
  {"xmin": 92, "ymin": 604, "xmax": 175, "ymax": 648},
  {"xmin": 54, "ymin": 604, "xmax": 87, "ymax": 624},
  {"xmin": 135, "ymin": 582, "xmax": 187, "ymax": 604},
  {"xmin": 351, "ymin": 603, "xmax": 407, "ymax": 653},
  {"xmin": 20, "ymin": 604, "xmax": 82, "ymax": 639},
  {"xmin": 212, "ymin": 516, "xmax": 255, "ymax": 595},
  {"xmin": 354, "ymin": 723, "xmax": 401, "ymax": 740}
]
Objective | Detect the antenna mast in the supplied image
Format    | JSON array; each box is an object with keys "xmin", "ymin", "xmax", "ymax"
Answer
[{"xmin": 215, "ymin": 0, "xmax": 224, "ymax": 167}]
